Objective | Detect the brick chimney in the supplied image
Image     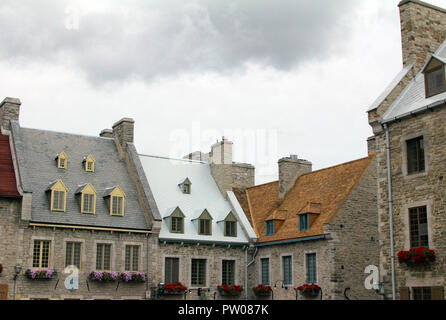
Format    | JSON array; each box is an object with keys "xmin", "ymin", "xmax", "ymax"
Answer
[
  {"xmin": 399, "ymin": 0, "xmax": 446, "ymax": 73},
  {"xmin": 278, "ymin": 155, "xmax": 312, "ymax": 200},
  {"xmin": 112, "ymin": 118, "xmax": 134, "ymax": 151},
  {"xmin": 0, "ymin": 97, "xmax": 21, "ymax": 131}
]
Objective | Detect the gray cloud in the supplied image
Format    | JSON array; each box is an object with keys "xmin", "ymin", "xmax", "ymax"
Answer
[{"xmin": 0, "ymin": 0, "xmax": 359, "ymax": 84}]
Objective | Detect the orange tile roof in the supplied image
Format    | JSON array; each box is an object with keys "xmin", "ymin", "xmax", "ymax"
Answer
[{"xmin": 245, "ymin": 154, "xmax": 375, "ymax": 244}]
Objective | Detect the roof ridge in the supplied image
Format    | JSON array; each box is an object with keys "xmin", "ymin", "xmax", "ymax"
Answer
[
  {"xmin": 246, "ymin": 180, "xmax": 278, "ymax": 190},
  {"xmin": 19, "ymin": 126, "xmax": 112, "ymax": 140},
  {"xmin": 138, "ymin": 153, "xmax": 207, "ymax": 164},
  {"xmin": 296, "ymin": 153, "xmax": 375, "ymax": 180}
]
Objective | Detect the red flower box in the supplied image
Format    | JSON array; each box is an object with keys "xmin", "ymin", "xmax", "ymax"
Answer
[
  {"xmin": 159, "ymin": 282, "xmax": 188, "ymax": 295},
  {"xmin": 397, "ymin": 247, "xmax": 436, "ymax": 266},
  {"xmin": 217, "ymin": 284, "xmax": 244, "ymax": 296},
  {"xmin": 297, "ymin": 284, "xmax": 321, "ymax": 297},
  {"xmin": 252, "ymin": 284, "xmax": 272, "ymax": 296}
]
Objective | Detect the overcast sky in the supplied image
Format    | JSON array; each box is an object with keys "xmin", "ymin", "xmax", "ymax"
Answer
[{"xmin": 2, "ymin": 0, "xmax": 446, "ymax": 184}]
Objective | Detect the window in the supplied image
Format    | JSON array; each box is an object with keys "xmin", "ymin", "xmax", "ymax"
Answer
[
  {"xmin": 266, "ymin": 220, "xmax": 275, "ymax": 236},
  {"xmin": 299, "ymin": 214, "xmax": 310, "ymax": 231},
  {"xmin": 409, "ymin": 206, "xmax": 429, "ymax": 248},
  {"xmin": 125, "ymin": 245, "xmax": 140, "ymax": 272},
  {"xmin": 33, "ymin": 240, "xmax": 51, "ymax": 269},
  {"xmin": 96, "ymin": 244, "xmax": 112, "ymax": 271},
  {"xmin": 222, "ymin": 260, "xmax": 235, "ymax": 285},
  {"xmin": 197, "ymin": 210, "xmax": 212, "ymax": 236},
  {"xmin": 77, "ymin": 183, "xmax": 97, "ymax": 214},
  {"xmin": 191, "ymin": 259, "xmax": 206, "ymax": 287},
  {"xmin": 180, "ymin": 178, "xmax": 192, "ymax": 194},
  {"xmin": 105, "ymin": 186, "xmax": 126, "ymax": 216},
  {"xmin": 165, "ymin": 257, "xmax": 180, "ymax": 284},
  {"xmin": 171, "ymin": 217, "xmax": 184, "ymax": 233},
  {"xmin": 306, "ymin": 253, "xmax": 317, "ymax": 284},
  {"xmin": 224, "ymin": 212, "xmax": 237, "ymax": 237},
  {"xmin": 57, "ymin": 152, "xmax": 68, "ymax": 169},
  {"xmin": 49, "ymin": 180, "xmax": 68, "ymax": 212},
  {"xmin": 407, "ymin": 137, "xmax": 425, "ymax": 175},
  {"xmin": 111, "ymin": 196, "xmax": 123, "ymax": 216},
  {"xmin": 84, "ymin": 155, "xmax": 95, "ymax": 173},
  {"xmin": 65, "ymin": 242, "xmax": 81, "ymax": 269},
  {"xmin": 413, "ymin": 287, "xmax": 432, "ymax": 300},
  {"xmin": 260, "ymin": 258, "xmax": 270, "ymax": 286},
  {"xmin": 199, "ymin": 219, "xmax": 211, "ymax": 235},
  {"xmin": 425, "ymin": 66, "xmax": 445, "ymax": 97},
  {"xmin": 282, "ymin": 256, "xmax": 292, "ymax": 286}
]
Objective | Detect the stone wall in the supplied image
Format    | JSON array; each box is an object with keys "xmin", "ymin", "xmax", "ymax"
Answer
[
  {"xmin": 0, "ymin": 198, "xmax": 22, "ymax": 300},
  {"xmin": 13, "ymin": 226, "xmax": 150, "ymax": 300},
  {"xmin": 248, "ymin": 240, "xmax": 332, "ymax": 300},
  {"xmin": 327, "ymin": 155, "xmax": 380, "ymax": 300},
  {"xmin": 152, "ymin": 241, "xmax": 249, "ymax": 300},
  {"xmin": 278, "ymin": 157, "xmax": 312, "ymax": 200},
  {"xmin": 375, "ymin": 105, "xmax": 446, "ymax": 299}
]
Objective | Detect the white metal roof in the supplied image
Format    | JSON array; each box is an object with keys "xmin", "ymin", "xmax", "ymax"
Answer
[
  {"xmin": 382, "ymin": 39, "xmax": 446, "ymax": 122},
  {"xmin": 138, "ymin": 155, "xmax": 254, "ymax": 244}
]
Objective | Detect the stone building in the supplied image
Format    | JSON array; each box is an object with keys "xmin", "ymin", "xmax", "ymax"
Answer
[
  {"xmin": 0, "ymin": 97, "xmax": 161, "ymax": 300},
  {"xmin": 138, "ymin": 139, "xmax": 258, "ymax": 300},
  {"xmin": 367, "ymin": 0, "xmax": 446, "ymax": 300},
  {"xmin": 0, "ymin": 115, "xmax": 23, "ymax": 300},
  {"xmin": 237, "ymin": 153, "xmax": 379, "ymax": 300}
]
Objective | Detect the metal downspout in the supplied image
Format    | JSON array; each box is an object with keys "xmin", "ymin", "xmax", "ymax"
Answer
[
  {"xmin": 246, "ymin": 246, "xmax": 258, "ymax": 300},
  {"xmin": 384, "ymin": 123, "xmax": 396, "ymax": 300}
]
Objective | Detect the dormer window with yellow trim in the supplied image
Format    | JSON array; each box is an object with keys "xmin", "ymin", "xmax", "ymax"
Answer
[
  {"xmin": 104, "ymin": 186, "xmax": 126, "ymax": 216},
  {"xmin": 75, "ymin": 183, "xmax": 97, "ymax": 214},
  {"xmin": 46, "ymin": 180, "xmax": 68, "ymax": 212},
  {"xmin": 84, "ymin": 155, "xmax": 95, "ymax": 173},
  {"xmin": 56, "ymin": 152, "xmax": 68, "ymax": 169}
]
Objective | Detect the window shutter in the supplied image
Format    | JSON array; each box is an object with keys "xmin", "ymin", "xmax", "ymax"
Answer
[
  {"xmin": 399, "ymin": 287, "xmax": 410, "ymax": 300},
  {"xmin": 431, "ymin": 287, "xmax": 444, "ymax": 300}
]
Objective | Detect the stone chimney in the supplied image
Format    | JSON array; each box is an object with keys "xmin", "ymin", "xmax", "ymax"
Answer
[
  {"xmin": 112, "ymin": 118, "xmax": 134, "ymax": 151},
  {"xmin": 210, "ymin": 136, "xmax": 233, "ymax": 165},
  {"xmin": 278, "ymin": 155, "xmax": 312, "ymax": 200},
  {"xmin": 0, "ymin": 97, "xmax": 21, "ymax": 131},
  {"xmin": 399, "ymin": 0, "xmax": 446, "ymax": 73},
  {"xmin": 100, "ymin": 129, "xmax": 113, "ymax": 138}
]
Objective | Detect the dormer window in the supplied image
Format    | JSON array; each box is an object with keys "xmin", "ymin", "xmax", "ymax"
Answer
[
  {"xmin": 424, "ymin": 57, "xmax": 446, "ymax": 97},
  {"xmin": 75, "ymin": 183, "xmax": 97, "ymax": 214},
  {"xmin": 56, "ymin": 152, "xmax": 68, "ymax": 169},
  {"xmin": 46, "ymin": 180, "xmax": 68, "ymax": 212},
  {"xmin": 103, "ymin": 186, "xmax": 126, "ymax": 216},
  {"xmin": 195, "ymin": 209, "xmax": 212, "ymax": 235},
  {"xmin": 224, "ymin": 212, "xmax": 237, "ymax": 237},
  {"xmin": 179, "ymin": 178, "xmax": 192, "ymax": 194},
  {"xmin": 265, "ymin": 220, "xmax": 275, "ymax": 236},
  {"xmin": 168, "ymin": 207, "xmax": 185, "ymax": 234},
  {"xmin": 84, "ymin": 155, "xmax": 95, "ymax": 173},
  {"xmin": 299, "ymin": 213, "xmax": 310, "ymax": 231}
]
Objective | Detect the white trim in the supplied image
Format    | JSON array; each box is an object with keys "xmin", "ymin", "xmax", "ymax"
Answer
[{"xmin": 402, "ymin": 199, "xmax": 434, "ymax": 250}]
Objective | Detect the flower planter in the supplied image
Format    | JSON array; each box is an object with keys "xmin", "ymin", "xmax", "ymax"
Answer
[
  {"xmin": 398, "ymin": 247, "xmax": 436, "ymax": 267},
  {"xmin": 88, "ymin": 271, "xmax": 120, "ymax": 282},
  {"xmin": 25, "ymin": 268, "xmax": 57, "ymax": 280},
  {"xmin": 218, "ymin": 285, "xmax": 244, "ymax": 297},
  {"xmin": 120, "ymin": 272, "xmax": 147, "ymax": 283},
  {"xmin": 253, "ymin": 285, "xmax": 272, "ymax": 297},
  {"xmin": 158, "ymin": 282, "xmax": 188, "ymax": 296},
  {"xmin": 297, "ymin": 284, "xmax": 321, "ymax": 297}
]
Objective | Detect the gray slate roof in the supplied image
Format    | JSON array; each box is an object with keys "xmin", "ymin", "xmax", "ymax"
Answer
[
  {"xmin": 10, "ymin": 121, "xmax": 149, "ymax": 230},
  {"xmin": 382, "ymin": 40, "xmax": 446, "ymax": 122}
]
